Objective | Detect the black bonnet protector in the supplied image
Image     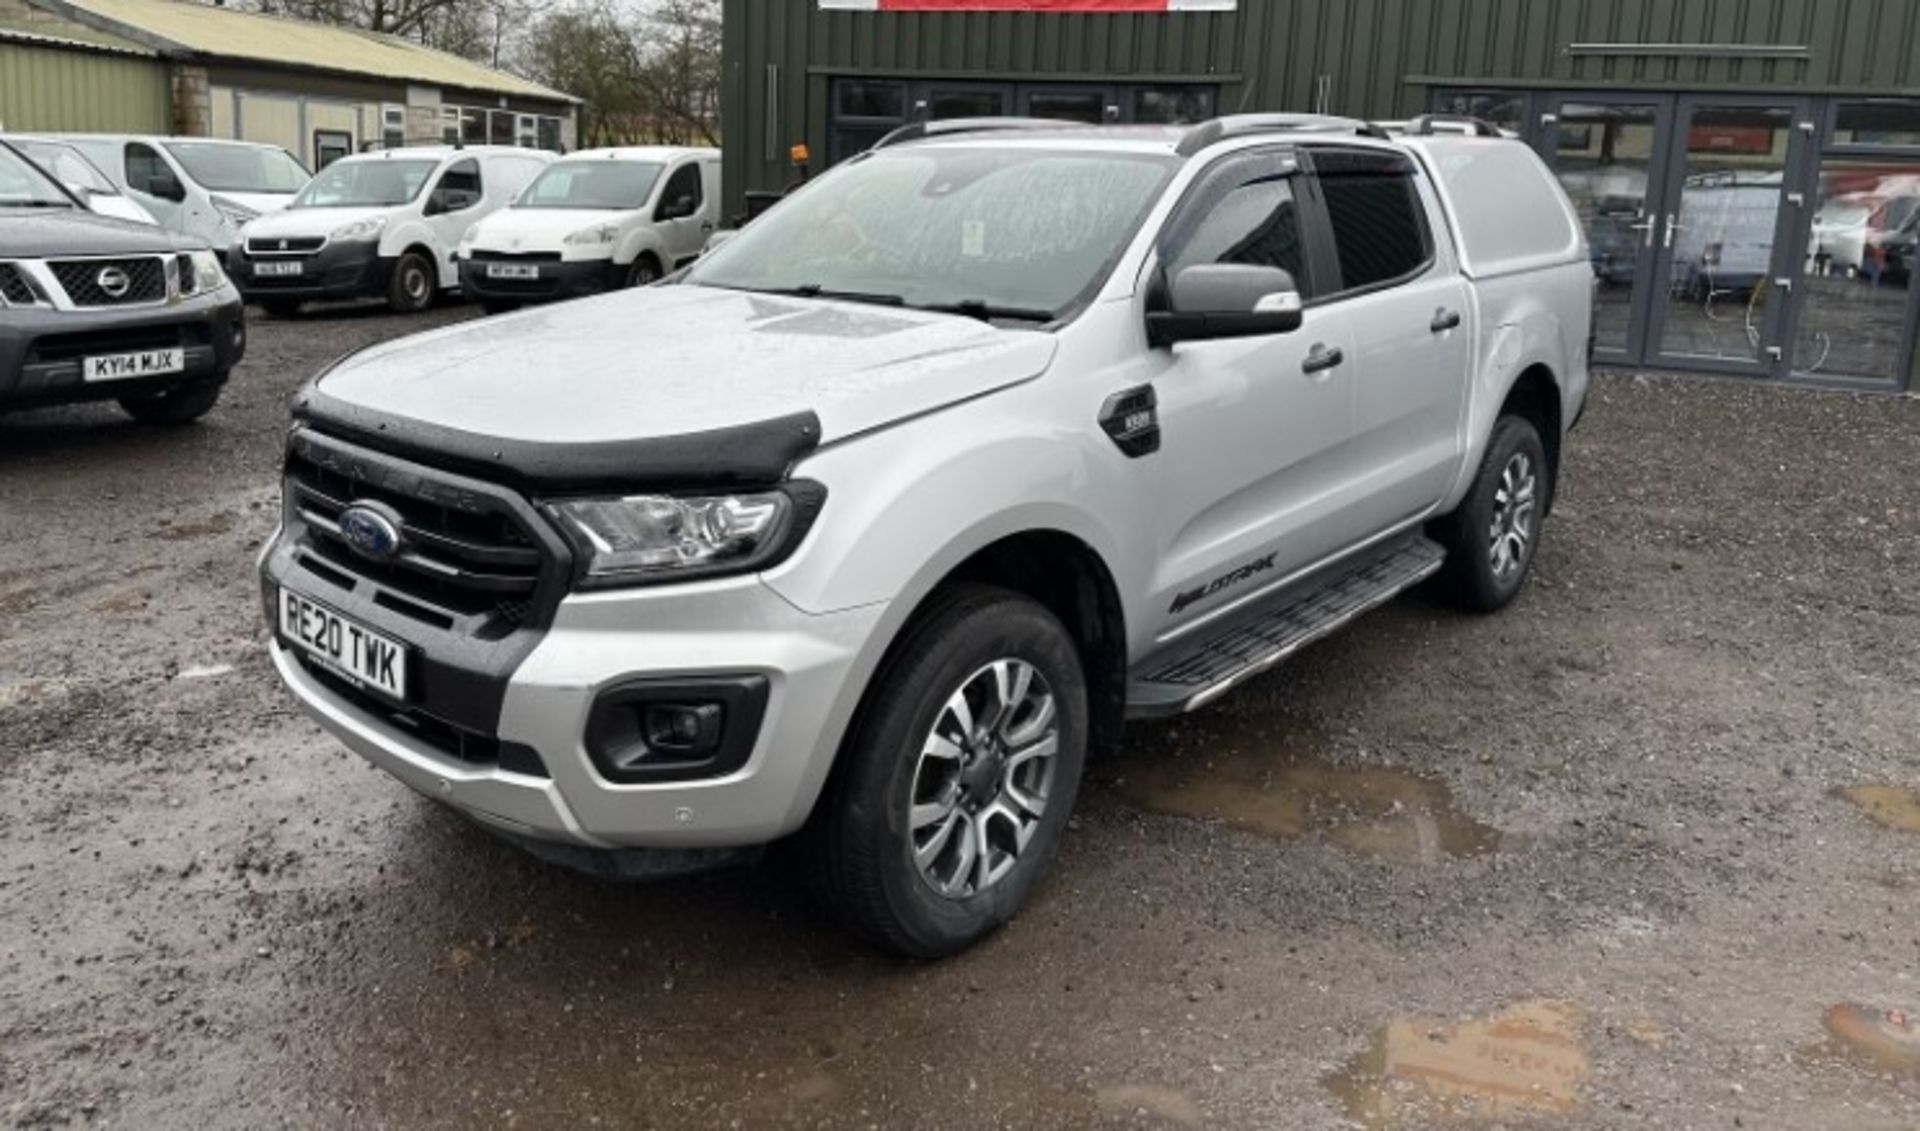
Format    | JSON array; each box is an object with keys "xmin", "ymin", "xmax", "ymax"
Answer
[{"xmin": 294, "ymin": 385, "xmax": 823, "ymax": 494}]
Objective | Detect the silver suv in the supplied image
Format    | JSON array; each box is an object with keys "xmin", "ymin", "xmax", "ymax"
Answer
[{"xmin": 262, "ymin": 115, "xmax": 1592, "ymax": 957}]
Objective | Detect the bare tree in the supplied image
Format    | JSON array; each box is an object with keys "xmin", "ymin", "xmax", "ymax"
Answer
[
  {"xmin": 632, "ymin": 0, "xmax": 720, "ymax": 146},
  {"xmin": 520, "ymin": 1, "xmax": 645, "ymax": 146}
]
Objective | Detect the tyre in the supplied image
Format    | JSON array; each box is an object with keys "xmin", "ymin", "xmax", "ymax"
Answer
[
  {"xmin": 387, "ymin": 251, "xmax": 436, "ymax": 313},
  {"xmin": 806, "ymin": 584, "xmax": 1088, "ymax": 958},
  {"xmin": 626, "ymin": 256, "xmax": 662, "ymax": 288},
  {"xmin": 1430, "ymin": 414, "xmax": 1549, "ymax": 612},
  {"xmin": 118, "ymin": 375, "xmax": 225, "ymax": 426},
  {"xmin": 259, "ymin": 298, "xmax": 301, "ymax": 319}
]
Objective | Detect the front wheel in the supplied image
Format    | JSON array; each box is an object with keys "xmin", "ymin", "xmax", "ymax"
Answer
[
  {"xmin": 1431, "ymin": 415, "xmax": 1550, "ymax": 612},
  {"xmin": 119, "ymin": 375, "xmax": 225, "ymax": 426},
  {"xmin": 626, "ymin": 257, "xmax": 662, "ymax": 288},
  {"xmin": 805, "ymin": 585, "xmax": 1087, "ymax": 958},
  {"xmin": 387, "ymin": 251, "xmax": 436, "ymax": 313}
]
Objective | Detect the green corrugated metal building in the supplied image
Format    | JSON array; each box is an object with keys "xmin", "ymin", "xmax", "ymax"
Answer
[{"xmin": 724, "ymin": 0, "xmax": 1920, "ymax": 387}]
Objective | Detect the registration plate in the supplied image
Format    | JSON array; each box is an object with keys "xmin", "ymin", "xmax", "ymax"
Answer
[
  {"xmin": 85, "ymin": 348, "xmax": 182, "ymax": 383},
  {"xmin": 486, "ymin": 263, "xmax": 540, "ymax": 280},
  {"xmin": 278, "ymin": 590, "xmax": 408, "ymax": 701},
  {"xmin": 254, "ymin": 260, "xmax": 304, "ymax": 277}
]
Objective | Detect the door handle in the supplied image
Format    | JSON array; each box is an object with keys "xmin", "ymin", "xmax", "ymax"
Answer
[
  {"xmin": 1430, "ymin": 308, "xmax": 1462, "ymax": 333},
  {"xmin": 1664, "ymin": 222, "xmax": 1688, "ymax": 250},
  {"xmin": 1630, "ymin": 215, "xmax": 1659, "ymax": 248},
  {"xmin": 1301, "ymin": 344, "xmax": 1344, "ymax": 374},
  {"xmin": 700, "ymin": 220, "xmax": 716, "ymax": 232}
]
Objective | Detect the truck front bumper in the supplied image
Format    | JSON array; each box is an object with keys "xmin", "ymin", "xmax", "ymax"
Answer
[
  {"xmin": 268, "ymin": 578, "xmax": 886, "ymax": 850},
  {"xmin": 0, "ymin": 289, "xmax": 245, "ymax": 412}
]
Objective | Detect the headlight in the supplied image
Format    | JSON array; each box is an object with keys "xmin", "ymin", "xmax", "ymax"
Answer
[
  {"xmin": 547, "ymin": 484, "xmax": 825, "ymax": 586},
  {"xmin": 331, "ymin": 216, "xmax": 385, "ymax": 242},
  {"xmin": 211, "ymin": 195, "xmax": 259, "ymax": 231},
  {"xmin": 178, "ymin": 249, "xmax": 226, "ymax": 296},
  {"xmin": 563, "ymin": 223, "xmax": 619, "ymax": 247}
]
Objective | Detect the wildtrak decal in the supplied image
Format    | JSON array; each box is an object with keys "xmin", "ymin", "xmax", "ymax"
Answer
[{"xmin": 1170, "ymin": 552, "xmax": 1278, "ymax": 615}]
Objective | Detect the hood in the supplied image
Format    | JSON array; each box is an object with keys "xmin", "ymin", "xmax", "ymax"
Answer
[
  {"xmin": 244, "ymin": 205, "xmax": 390, "ymax": 241},
  {"xmin": 303, "ymin": 284, "xmax": 1057, "ymax": 487},
  {"xmin": 213, "ymin": 190, "xmax": 298, "ymax": 217},
  {"xmin": 467, "ymin": 208, "xmax": 630, "ymax": 252},
  {"xmin": 0, "ymin": 206, "xmax": 196, "ymax": 256},
  {"xmin": 88, "ymin": 194, "xmax": 156, "ymax": 225}
]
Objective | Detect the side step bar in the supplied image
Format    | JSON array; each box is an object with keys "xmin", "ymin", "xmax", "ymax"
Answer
[{"xmin": 1127, "ymin": 535, "xmax": 1447, "ymax": 718}]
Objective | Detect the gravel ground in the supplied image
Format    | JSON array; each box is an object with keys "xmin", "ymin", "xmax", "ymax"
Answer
[{"xmin": 2, "ymin": 303, "xmax": 1918, "ymax": 1130}]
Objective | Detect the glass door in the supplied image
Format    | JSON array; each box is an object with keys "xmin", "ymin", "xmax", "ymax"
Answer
[
  {"xmin": 1783, "ymin": 156, "xmax": 1920, "ymax": 385},
  {"xmin": 1646, "ymin": 98, "xmax": 1812, "ymax": 373},
  {"xmin": 1540, "ymin": 97, "xmax": 1677, "ymax": 364}
]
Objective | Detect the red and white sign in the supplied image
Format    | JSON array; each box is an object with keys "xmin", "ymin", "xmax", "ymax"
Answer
[{"xmin": 821, "ymin": 1, "xmax": 1236, "ymax": 11}]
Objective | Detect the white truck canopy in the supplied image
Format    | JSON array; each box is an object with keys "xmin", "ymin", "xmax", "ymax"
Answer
[{"xmin": 1400, "ymin": 135, "xmax": 1586, "ymax": 281}]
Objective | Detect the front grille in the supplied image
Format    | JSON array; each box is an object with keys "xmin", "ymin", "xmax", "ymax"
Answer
[
  {"xmin": 49, "ymin": 256, "xmax": 167, "ymax": 306},
  {"xmin": 285, "ymin": 437, "xmax": 549, "ymax": 630},
  {"xmin": 30, "ymin": 323, "xmax": 206, "ymax": 363},
  {"xmin": 0, "ymin": 263, "xmax": 36, "ymax": 305},
  {"xmin": 247, "ymin": 236, "xmax": 325, "ymax": 255}
]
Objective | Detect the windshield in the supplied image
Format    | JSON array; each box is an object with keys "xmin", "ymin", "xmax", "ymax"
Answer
[
  {"xmin": 16, "ymin": 140, "xmax": 117, "ymax": 194},
  {"xmin": 517, "ymin": 160, "xmax": 664, "ymax": 210},
  {"xmin": 163, "ymin": 141, "xmax": 309, "ymax": 193},
  {"xmin": 686, "ymin": 146, "xmax": 1178, "ymax": 318},
  {"xmin": 293, "ymin": 159, "xmax": 438, "ymax": 208},
  {"xmin": 0, "ymin": 145, "xmax": 76, "ymax": 208}
]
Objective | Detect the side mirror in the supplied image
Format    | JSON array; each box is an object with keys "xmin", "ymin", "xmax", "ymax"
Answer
[
  {"xmin": 146, "ymin": 171, "xmax": 185, "ymax": 202},
  {"xmin": 660, "ymin": 193, "xmax": 697, "ymax": 220},
  {"xmin": 428, "ymin": 189, "xmax": 478, "ymax": 215},
  {"xmin": 1146, "ymin": 263, "xmax": 1304, "ymax": 348}
]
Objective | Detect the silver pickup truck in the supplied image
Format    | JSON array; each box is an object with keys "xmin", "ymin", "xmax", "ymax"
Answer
[{"xmin": 262, "ymin": 114, "xmax": 1592, "ymax": 957}]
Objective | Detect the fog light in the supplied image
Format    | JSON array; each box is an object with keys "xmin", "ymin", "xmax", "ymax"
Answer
[
  {"xmin": 584, "ymin": 676, "xmax": 769, "ymax": 784},
  {"xmin": 643, "ymin": 703, "xmax": 723, "ymax": 755}
]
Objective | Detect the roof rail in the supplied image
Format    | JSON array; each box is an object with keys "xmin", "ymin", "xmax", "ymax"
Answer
[
  {"xmin": 871, "ymin": 117, "xmax": 1080, "ymax": 150},
  {"xmin": 1174, "ymin": 113, "xmax": 1390, "ymax": 157},
  {"xmin": 1399, "ymin": 113, "xmax": 1505, "ymax": 138}
]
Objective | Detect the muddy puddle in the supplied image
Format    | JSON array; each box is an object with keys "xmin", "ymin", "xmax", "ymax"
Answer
[
  {"xmin": 1105, "ymin": 718, "xmax": 1499, "ymax": 861},
  {"xmin": 1820, "ymin": 1003, "xmax": 1920, "ymax": 1078},
  {"xmin": 1838, "ymin": 785, "xmax": 1920, "ymax": 834},
  {"xmin": 1325, "ymin": 999, "xmax": 1591, "ymax": 1129}
]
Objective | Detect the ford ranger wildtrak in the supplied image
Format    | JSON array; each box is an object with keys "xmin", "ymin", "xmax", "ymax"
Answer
[{"xmin": 262, "ymin": 115, "xmax": 1591, "ymax": 957}]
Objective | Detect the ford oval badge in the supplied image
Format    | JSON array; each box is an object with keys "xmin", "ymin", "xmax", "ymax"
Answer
[{"xmin": 337, "ymin": 501, "xmax": 405, "ymax": 562}]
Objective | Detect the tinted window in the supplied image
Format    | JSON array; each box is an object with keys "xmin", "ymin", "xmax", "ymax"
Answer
[
  {"xmin": 124, "ymin": 142, "xmax": 170, "ymax": 194},
  {"xmin": 656, "ymin": 163, "xmax": 702, "ymax": 216},
  {"xmin": 1172, "ymin": 174, "xmax": 1310, "ymax": 294},
  {"xmin": 837, "ymin": 80, "xmax": 907, "ymax": 120},
  {"xmin": 437, "ymin": 158, "xmax": 482, "ymax": 200},
  {"xmin": 1314, "ymin": 150, "xmax": 1430, "ymax": 292}
]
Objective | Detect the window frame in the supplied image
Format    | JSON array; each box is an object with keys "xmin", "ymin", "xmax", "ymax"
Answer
[
  {"xmin": 431, "ymin": 157, "xmax": 484, "ymax": 212},
  {"xmin": 1297, "ymin": 144, "xmax": 1437, "ymax": 303}
]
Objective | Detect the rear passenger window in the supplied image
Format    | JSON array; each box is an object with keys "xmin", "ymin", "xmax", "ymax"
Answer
[
  {"xmin": 1313, "ymin": 148, "xmax": 1431, "ymax": 293},
  {"xmin": 1171, "ymin": 175, "xmax": 1311, "ymax": 294}
]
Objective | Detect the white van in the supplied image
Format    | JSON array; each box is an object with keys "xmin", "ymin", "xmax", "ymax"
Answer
[
  {"xmin": 8, "ymin": 136, "xmax": 156, "ymax": 225},
  {"xmin": 457, "ymin": 146, "xmax": 720, "ymax": 312},
  {"xmin": 50, "ymin": 135, "xmax": 310, "ymax": 251},
  {"xmin": 229, "ymin": 145, "xmax": 553, "ymax": 317}
]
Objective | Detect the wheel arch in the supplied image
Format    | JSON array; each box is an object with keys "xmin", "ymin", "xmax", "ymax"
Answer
[
  {"xmin": 1500, "ymin": 363, "xmax": 1563, "ymax": 511},
  {"xmin": 789, "ymin": 522, "xmax": 1131, "ymax": 834}
]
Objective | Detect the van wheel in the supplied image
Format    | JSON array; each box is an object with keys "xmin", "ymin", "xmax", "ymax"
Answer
[
  {"xmin": 260, "ymin": 298, "xmax": 301, "ymax": 319},
  {"xmin": 626, "ymin": 257, "xmax": 662, "ymax": 288},
  {"xmin": 1431, "ymin": 415, "xmax": 1550, "ymax": 612},
  {"xmin": 387, "ymin": 251, "xmax": 436, "ymax": 313},
  {"xmin": 119, "ymin": 375, "xmax": 225, "ymax": 426},
  {"xmin": 805, "ymin": 584, "xmax": 1087, "ymax": 959}
]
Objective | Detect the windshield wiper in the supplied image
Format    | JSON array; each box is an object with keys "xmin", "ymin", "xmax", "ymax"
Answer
[
  {"xmin": 755, "ymin": 283, "xmax": 906, "ymax": 307},
  {"xmin": 913, "ymin": 299, "xmax": 1056, "ymax": 324}
]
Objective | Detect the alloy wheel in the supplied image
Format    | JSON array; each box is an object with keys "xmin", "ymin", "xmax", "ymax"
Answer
[
  {"xmin": 907, "ymin": 658, "xmax": 1060, "ymax": 899},
  {"xmin": 1487, "ymin": 451, "xmax": 1538, "ymax": 581}
]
